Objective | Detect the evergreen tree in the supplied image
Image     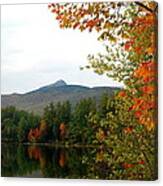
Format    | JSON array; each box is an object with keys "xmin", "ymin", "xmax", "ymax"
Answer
[{"xmin": 17, "ymin": 117, "xmax": 28, "ymax": 142}]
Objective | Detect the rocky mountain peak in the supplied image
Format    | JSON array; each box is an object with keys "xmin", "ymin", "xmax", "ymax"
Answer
[{"xmin": 53, "ymin": 79, "xmax": 67, "ymax": 87}]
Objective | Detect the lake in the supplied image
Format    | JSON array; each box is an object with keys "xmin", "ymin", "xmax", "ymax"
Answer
[{"xmin": 1, "ymin": 143, "xmax": 110, "ymax": 179}]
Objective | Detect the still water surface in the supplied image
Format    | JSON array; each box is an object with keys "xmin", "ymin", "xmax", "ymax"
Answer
[{"xmin": 1, "ymin": 143, "xmax": 109, "ymax": 179}]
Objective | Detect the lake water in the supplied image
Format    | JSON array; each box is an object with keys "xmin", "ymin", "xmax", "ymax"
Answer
[{"xmin": 1, "ymin": 143, "xmax": 110, "ymax": 179}]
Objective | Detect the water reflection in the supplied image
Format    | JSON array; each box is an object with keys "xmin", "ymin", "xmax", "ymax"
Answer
[
  {"xmin": 1, "ymin": 143, "xmax": 102, "ymax": 178},
  {"xmin": 1, "ymin": 143, "xmax": 156, "ymax": 180}
]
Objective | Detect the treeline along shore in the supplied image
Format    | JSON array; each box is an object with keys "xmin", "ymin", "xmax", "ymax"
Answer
[{"xmin": 1, "ymin": 92, "xmax": 115, "ymax": 145}]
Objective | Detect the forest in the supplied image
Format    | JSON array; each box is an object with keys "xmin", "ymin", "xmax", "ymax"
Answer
[
  {"xmin": 1, "ymin": 1, "xmax": 158, "ymax": 180},
  {"xmin": 1, "ymin": 88, "xmax": 157, "ymax": 179},
  {"xmin": 2, "ymin": 93, "xmax": 116, "ymax": 145}
]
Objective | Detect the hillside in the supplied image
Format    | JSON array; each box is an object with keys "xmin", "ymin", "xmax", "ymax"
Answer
[{"xmin": 1, "ymin": 80, "xmax": 121, "ymax": 115}]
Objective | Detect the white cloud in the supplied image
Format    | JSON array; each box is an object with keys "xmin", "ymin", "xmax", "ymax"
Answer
[{"xmin": 1, "ymin": 4, "xmax": 123, "ymax": 94}]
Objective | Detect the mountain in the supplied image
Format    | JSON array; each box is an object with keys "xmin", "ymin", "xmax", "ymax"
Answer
[
  {"xmin": 1, "ymin": 80, "xmax": 121, "ymax": 115},
  {"xmin": 30, "ymin": 79, "xmax": 67, "ymax": 93}
]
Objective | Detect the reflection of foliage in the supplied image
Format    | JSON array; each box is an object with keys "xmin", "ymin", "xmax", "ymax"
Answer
[
  {"xmin": 1, "ymin": 143, "xmax": 157, "ymax": 180},
  {"xmin": 1, "ymin": 1, "xmax": 158, "ymax": 180},
  {"xmin": 1, "ymin": 143, "xmax": 18, "ymax": 177},
  {"xmin": 49, "ymin": 1, "xmax": 157, "ymax": 180},
  {"xmin": 1, "ymin": 144, "xmax": 39, "ymax": 177}
]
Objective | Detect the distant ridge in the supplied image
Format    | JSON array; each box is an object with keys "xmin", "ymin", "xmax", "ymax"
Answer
[{"xmin": 1, "ymin": 80, "xmax": 121, "ymax": 115}]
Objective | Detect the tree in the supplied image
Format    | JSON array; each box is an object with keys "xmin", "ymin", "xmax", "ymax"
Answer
[
  {"xmin": 44, "ymin": 102, "xmax": 56, "ymax": 127},
  {"xmin": 17, "ymin": 117, "xmax": 28, "ymax": 142},
  {"xmin": 60, "ymin": 101, "xmax": 71, "ymax": 124},
  {"xmin": 1, "ymin": 106, "xmax": 40, "ymax": 142},
  {"xmin": 98, "ymin": 92, "xmax": 111, "ymax": 118},
  {"xmin": 49, "ymin": 1, "xmax": 157, "ymax": 131},
  {"xmin": 69, "ymin": 98, "xmax": 96, "ymax": 144},
  {"xmin": 2, "ymin": 118, "xmax": 17, "ymax": 141},
  {"xmin": 49, "ymin": 1, "xmax": 158, "ymax": 180},
  {"xmin": 39, "ymin": 119, "xmax": 48, "ymax": 142},
  {"xmin": 28, "ymin": 127, "xmax": 41, "ymax": 142},
  {"xmin": 43, "ymin": 101, "xmax": 71, "ymax": 142}
]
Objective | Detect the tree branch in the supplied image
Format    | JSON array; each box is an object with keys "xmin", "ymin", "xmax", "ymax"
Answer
[
  {"xmin": 135, "ymin": 2, "xmax": 154, "ymax": 13},
  {"xmin": 154, "ymin": 3, "xmax": 158, "ymax": 13}
]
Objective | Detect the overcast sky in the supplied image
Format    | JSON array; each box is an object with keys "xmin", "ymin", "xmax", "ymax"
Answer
[{"xmin": 1, "ymin": 3, "xmax": 122, "ymax": 94}]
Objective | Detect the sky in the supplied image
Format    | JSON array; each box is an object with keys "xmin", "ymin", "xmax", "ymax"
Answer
[{"xmin": 1, "ymin": 3, "xmax": 123, "ymax": 94}]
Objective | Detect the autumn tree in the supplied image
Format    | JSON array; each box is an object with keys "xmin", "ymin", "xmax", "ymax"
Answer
[
  {"xmin": 49, "ymin": 1, "xmax": 158, "ymax": 180},
  {"xmin": 49, "ymin": 1, "xmax": 157, "ymax": 130}
]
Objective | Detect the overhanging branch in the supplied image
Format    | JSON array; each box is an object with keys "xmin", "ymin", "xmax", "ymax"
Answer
[{"xmin": 135, "ymin": 2, "xmax": 155, "ymax": 13}]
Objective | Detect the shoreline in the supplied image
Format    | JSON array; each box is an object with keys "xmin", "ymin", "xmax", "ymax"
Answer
[{"xmin": 1, "ymin": 141, "xmax": 101, "ymax": 148}]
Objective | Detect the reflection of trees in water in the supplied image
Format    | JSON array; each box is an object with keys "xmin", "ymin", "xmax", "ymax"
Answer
[
  {"xmin": 1, "ymin": 144, "xmax": 39, "ymax": 177},
  {"xmin": 28, "ymin": 146, "xmax": 42, "ymax": 160},
  {"xmin": 2, "ymin": 144, "xmax": 115, "ymax": 179},
  {"xmin": 40, "ymin": 147, "xmax": 69, "ymax": 178},
  {"xmin": 1, "ymin": 143, "xmax": 18, "ymax": 177}
]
